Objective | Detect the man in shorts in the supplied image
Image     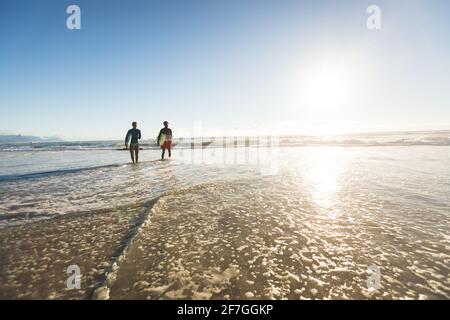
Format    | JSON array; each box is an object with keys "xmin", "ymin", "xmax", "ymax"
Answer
[
  {"xmin": 125, "ymin": 121, "xmax": 141, "ymax": 163},
  {"xmin": 157, "ymin": 121, "xmax": 172, "ymax": 160}
]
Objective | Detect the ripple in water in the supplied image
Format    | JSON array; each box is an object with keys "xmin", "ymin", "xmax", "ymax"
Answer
[{"xmin": 0, "ymin": 146, "xmax": 449, "ymax": 299}]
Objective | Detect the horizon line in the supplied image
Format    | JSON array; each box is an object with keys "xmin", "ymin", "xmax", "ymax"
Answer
[{"xmin": 2, "ymin": 128, "xmax": 450, "ymax": 143}]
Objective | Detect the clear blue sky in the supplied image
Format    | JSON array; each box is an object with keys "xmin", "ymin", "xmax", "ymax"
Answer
[{"xmin": 1, "ymin": 0, "xmax": 450, "ymax": 140}]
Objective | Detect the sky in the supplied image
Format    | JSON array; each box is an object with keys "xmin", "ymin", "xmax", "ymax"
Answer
[{"xmin": 1, "ymin": 0, "xmax": 450, "ymax": 140}]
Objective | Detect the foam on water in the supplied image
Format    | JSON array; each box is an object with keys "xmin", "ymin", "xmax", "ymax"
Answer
[
  {"xmin": 107, "ymin": 169, "xmax": 449, "ymax": 299},
  {"xmin": 0, "ymin": 146, "xmax": 449, "ymax": 299},
  {"xmin": 0, "ymin": 152, "xmax": 259, "ymax": 227}
]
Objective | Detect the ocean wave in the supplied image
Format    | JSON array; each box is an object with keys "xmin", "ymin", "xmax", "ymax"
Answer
[
  {"xmin": 1, "ymin": 131, "xmax": 449, "ymax": 152},
  {"xmin": 0, "ymin": 159, "xmax": 166, "ymax": 182},
  {"xmin": 0, "ymin": 163, "xmax": 124, "ymax": 182}
]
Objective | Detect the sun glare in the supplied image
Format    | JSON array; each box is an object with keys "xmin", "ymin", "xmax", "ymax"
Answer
[
  {"xmin": 284, "ymin": 57, "xmax": 362, "ymax": 135},
  {"xmin": 303, "ymin": 66, "xmax": 352, "ymax": 111}
]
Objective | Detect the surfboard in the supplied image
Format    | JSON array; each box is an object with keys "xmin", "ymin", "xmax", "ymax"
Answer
[{"xmin": 158, "ymin": 133, "xmax": 166, "ymax": 146}]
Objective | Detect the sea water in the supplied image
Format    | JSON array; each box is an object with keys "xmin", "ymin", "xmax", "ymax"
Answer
[{"xmin": 0, "ymin": 134, "xmax": 449, "ymax": 299}]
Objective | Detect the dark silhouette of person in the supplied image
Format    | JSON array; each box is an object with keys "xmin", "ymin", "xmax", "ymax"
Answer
[
  {"xmin": 157, "ymin": 121, "xmax": 172, "ymax": 160},
  {"xmin": 125, "ymin": 121, "xmax": 141, "ymax": 163}
]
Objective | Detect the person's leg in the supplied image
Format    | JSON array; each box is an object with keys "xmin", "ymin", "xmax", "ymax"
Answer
[
  {"xmin": 129, "ymin": 147, "xmax": 135, "ymax": 163},
  {"xmin": 161, "ymin": 149, "xmax": 165, "ymax": 160},
  {"xmin": 168, "ymin": 148, "xmax": 171, "ymax": 158},
  {"xmin": 135, "ymin": 147, "xmax": 139, "ymax": 163}
]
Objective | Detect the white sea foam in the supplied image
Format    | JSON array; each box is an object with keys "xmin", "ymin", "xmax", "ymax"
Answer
[{"xmin": 0, "ymin": 146, "xmax": 449, "ymax": 299}]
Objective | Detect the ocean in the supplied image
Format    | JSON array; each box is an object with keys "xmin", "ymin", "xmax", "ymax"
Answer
[{"xmin": 0, "ymin": 131, "xmax": 449, "ymax": 299}]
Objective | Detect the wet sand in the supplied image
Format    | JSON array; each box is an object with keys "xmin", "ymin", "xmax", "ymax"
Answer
[{"xmin": 0, "ymin": 200, "xmax": 158, "ymax": 299}]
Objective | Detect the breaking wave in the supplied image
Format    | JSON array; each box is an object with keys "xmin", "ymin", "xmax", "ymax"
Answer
[{"xmin": 1, "ymin": 130, "xmax": 449, "ymax": 152}]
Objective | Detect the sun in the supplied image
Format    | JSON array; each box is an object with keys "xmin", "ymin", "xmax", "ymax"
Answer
[
  {"xmin": 303, "ymin": 65, "xmax": 351, "ymax": 111},
  {"xmin": 285, "ymin": 57, "xmax": 360, "ymax": 133}
]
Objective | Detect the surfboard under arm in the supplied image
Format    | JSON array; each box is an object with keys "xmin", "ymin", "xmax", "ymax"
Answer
[{"xmin": 158, "ymin": 134, "xmax": 166, "ymax": 146}]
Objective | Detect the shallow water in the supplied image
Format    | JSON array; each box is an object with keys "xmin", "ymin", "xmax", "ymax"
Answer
[{"xmin": 0, "ymin": 146, "xmax": 449, "ymax": 299}]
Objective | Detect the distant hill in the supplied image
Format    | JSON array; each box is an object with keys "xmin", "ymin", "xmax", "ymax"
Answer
[{"xmin": 0, "ymin": 135, "xmax": 63, "ymax": 143}]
